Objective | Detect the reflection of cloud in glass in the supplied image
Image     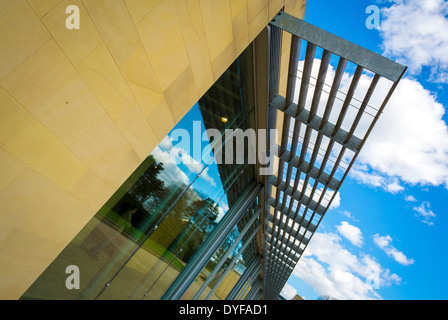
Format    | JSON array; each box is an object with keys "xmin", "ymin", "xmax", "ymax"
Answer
[
  {"xmin": 215, "ymin": 197, "xmax": 230, "ymax": 222},
  {"xmin": 173, "ymin": 147, "xmax": 216, "ymax": 187},
  {"xmin": 159, "ymin": 135, "xmax": 173, "ymax": 150},
  {"xmin": 151, "ymin": 146, "xmax": 189, "ymax": 186},
  {"xmin": 220, "ymin": 202, "xmax": 229, "ymax": 212},
  {"xmin": 158, "ymin": 136, "xmax": 217, "ymax": 187}
]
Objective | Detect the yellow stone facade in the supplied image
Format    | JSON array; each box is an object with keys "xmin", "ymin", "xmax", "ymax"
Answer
[{"xmin": 0, "ymin": 0, "xmax": 306, "ymax": 299}]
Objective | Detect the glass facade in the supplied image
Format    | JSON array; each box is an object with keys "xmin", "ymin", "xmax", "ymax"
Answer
[
  {"xmin": 208, "ymin": 235, "xmax": 260, "ymax": 300},
  {"xmin": 181, "ymin": 200, "xmax": 261, "ymax": 300},
  {"xmin": 21, "ymin": 43, "xmax": 262, "ymax": 300}
]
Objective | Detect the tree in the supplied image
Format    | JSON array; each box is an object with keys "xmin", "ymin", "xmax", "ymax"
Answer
[
  {"xmin": 165, "ymin": 195, "xmax": 221, "ymax": 263},
  {"xmin": 129, "ymin": 155, "xmax": 166, "ymax": 203}
]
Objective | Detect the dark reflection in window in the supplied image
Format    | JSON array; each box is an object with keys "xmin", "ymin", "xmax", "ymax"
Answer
[{"xmin": 21, "ymin": 43, "xmax": 257, "ymax": 300}]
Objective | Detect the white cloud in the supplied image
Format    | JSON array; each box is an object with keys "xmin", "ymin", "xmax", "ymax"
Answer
[
  {"xmin": 349, "ymin": 164, "xmax": 404, "ymax": 194},
  {"xmin": 320, "ymin": 64, "xmax": 448, "ymax": 193},
  {"xmin": 379, "ymin": 0, "xmax": 448, "ymax": 83},
  {"xmin": 220, "ymin": 202, "xmax": 229, "ymax": 213},
  {"xmin": 373, "ymin": 234, "xmax": 392, "ymax": 249},
  {"xmin": 359, "ymin": 77, "xmax": 448, "ymax": 189},
  {"xmin": 159, "ymin": 136, "xmax": 173, "ymax": 150},
  {"xmin": 292, "ymin": 232, "xmax": 401, "ymax": 300},
  {"xmin": 337, "ymin": 221, "xmax": 364, "ymax": 247},
  {"xmin": 216, "ymin": 206, "xmax": 225, "ymax": 222},
  {"xmin": 152, "ymin": 146, "xmax": 190, "ymax": 186},
  {"xmin": 158, "ymin": 136, "xmax": 217, "ymax": 187},
  {"xmin": 174, "ymin": 147, "xmax": 203, "ymax": 174},
  {"xmin": 280, "ymin": 283, "xmax": 298, "ymax": 300},
  {"xmin": 404, "ymin": 195, "xmax": 417, "ymax": 202},
  {"xmin": 165, "ymin": 146, "xmax": 217, "ymax": 187},
  {"xmin": 296, "ymin": 58, "xmax": 448, "ymax": 194},
  {"xmin": 328, "ymin": 190, "xmax": 341, "ymax": 210},
  {"xmin": 384, "ymin": 180, "xmax": 405, "ymax": 194},
  {"xmin": 339, "ymin": 210, "xmax": 359, "ymax": 222},
  {"xmin": 373, "ymin": 234, "xmax": 415, "ymax": 266},
  {"xmin": 197, "ymin": 167, "xmax": 216, "ymax": 187},
  {"xmin": 340, "ymin": 210, "xmax": 353, "ymax": 219},
  {"xmin": 350, "ymin": 164, "xmax": 384, "ymax": 187},
  {"xmin": 412, "ymin": 201, "xmax": 437, "ymax": 226}
]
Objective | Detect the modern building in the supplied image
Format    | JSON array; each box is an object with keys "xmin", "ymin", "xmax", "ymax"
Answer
[{"xmin": 0, "ymin": 0, "xmax": 405, "ymax": 300}]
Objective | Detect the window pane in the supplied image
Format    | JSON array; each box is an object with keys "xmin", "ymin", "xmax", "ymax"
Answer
[
  {"xmin": 211, "ymin": 240, "xmax": 259, "ymax": 300},
  {"xmin": 180, "ymin": 201, "xmax": 260, "ymax": 300},
  {"xmin": 97, "ymin": 163, "xmax": 253, "ymax": 300}
]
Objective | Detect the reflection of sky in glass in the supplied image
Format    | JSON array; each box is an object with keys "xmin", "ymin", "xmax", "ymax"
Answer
[{"xmin": 150, "ymin": 102, "xmax": 229, "ymax": 219}]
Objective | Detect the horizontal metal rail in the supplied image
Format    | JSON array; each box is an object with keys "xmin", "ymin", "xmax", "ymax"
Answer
[{"xmin": 270, "ymin": 11, "xmax": 407, "ymax": 82}]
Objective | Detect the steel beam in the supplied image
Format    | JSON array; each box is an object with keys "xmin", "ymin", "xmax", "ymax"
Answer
[
  {"xmin": 205, "ymin": 226, "xmax": 260, "ymax": 300},
  {"xmin": 270, "ymin": 11, "xmax": 407, "ymax": 82}
]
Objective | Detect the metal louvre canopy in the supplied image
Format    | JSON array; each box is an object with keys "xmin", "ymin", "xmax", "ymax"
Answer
[{"xmin": 262, "ymin": 11, "xmax": 407, "ymax": 300}]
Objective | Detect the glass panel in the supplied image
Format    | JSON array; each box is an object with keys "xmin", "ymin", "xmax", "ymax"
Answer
[{"xmin": 180, "ymin": 202, "xmax": 260, "ymax": 300}]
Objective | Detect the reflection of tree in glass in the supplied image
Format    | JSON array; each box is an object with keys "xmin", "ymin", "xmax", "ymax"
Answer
[
  {"xmin": 162, "ymin": 190, "xmax": 220, "ymax": 263},
  {"xmin": 122, "ymin": 154, "xmax": 224, "ymax": 269},
  {"xmin": 129, "ymin": 155, "xmax": 166, "ymax": 210},
  {"xmin": 208, "ymin": 227, "xmax": 240, "ymax": 270},
  {"xmin": 107, "ymin": 155, "xmax": 172, "ymax": 238}
]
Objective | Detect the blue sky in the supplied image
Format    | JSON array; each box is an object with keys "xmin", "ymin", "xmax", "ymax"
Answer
[
  {"xmin": 152, "ymin": 103, "xmax": 231, "ymax": 222},
  {"xmin": 282, "ymin": 0, "xmax": 448, "ymax": 300}
]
